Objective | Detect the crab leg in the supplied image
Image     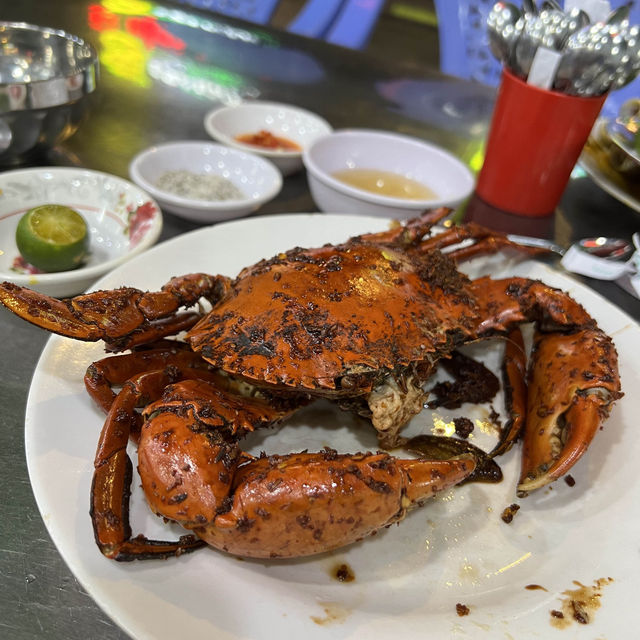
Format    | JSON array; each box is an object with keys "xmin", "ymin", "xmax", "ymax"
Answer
[
  {"xmin": 471, "ymin": 277, "xmax": 595, "ymax": 333},
  {"xmin": 447, "ymin": 236, "xmax": 548, "ymax": 262},
  {"xmin": 136, "ymin": 379, "xmax": 476, "ymax": 559},
  {"xmin": 354, "ymin": 208, "xmax": 541, "ymax": 260},
  {"xmin": 417, "ymin": 222, "xmax": 548, "ymax": 261},
  {"xmin": 85, "ymin": 342, "xmax": 213, "ymax": 414},
  {"xmin": 92, "ymin": 368, "xmax": 208, "ymax": 560},
  {"xmin": 85, "ymin": 344, "xmax": 229, "ymax": 445},
  {"xmin": 356, "ymin": 207, "xmax": 451, "ymax": 245},
  {"xmin": 0, "ymin": 274, "xmax": 231, "ymax": 351},
  {"xmin": 471, "ymin": 278, "xmax": 621, "ymax": 490}
]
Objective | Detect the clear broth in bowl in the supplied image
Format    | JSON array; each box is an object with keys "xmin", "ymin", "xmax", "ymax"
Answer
[{"xmin": 332, "ymin": 169, "xmax": 436, "ymax": 200}]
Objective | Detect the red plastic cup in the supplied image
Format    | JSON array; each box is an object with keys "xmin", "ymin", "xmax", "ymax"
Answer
[{"xmin": 475, "ymin": 69, "xmax": 607, "ymax": 218}]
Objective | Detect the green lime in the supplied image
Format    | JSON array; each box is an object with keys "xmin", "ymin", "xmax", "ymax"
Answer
[{"xmin": 16, "ymin": 205, "xmax": 89, "ymax": 272}]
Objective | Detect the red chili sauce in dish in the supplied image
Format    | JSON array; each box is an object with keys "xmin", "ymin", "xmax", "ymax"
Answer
[{"xmin": 235, "ymin": 130, "xmax": 301, "ymax": 151}]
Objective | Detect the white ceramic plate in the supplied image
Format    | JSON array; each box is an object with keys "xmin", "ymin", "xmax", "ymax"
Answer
[
  {"xmin": 25, "ymin": 214, "xmax": 639, "ymax": 640},
  {"xmin": 0, "ymin": 167, "xmax": 162, "ymax": 297}
]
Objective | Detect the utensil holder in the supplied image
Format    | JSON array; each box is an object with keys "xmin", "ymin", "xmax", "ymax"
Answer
[{"xmin": 475, "ymin": 69, "xmax": 607, "ymax": 218}]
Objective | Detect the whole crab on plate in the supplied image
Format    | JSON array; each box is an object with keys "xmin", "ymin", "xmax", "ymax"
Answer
[{"xmin": 0, "ymin": 209, "xmax": 622, "ymax": 561}]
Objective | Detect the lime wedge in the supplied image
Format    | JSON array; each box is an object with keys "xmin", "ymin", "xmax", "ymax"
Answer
[{"xmin": 16, "ymin": 205, "xmax": 89, "ymax": 272}]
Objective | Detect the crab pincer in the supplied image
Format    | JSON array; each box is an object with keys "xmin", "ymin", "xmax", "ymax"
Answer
[
  {"xmin": 517, "ymin": 328, "xmax": 622, "ymax": 492},
  {"xmin": 470, "ymin": 278, "xmax": 622, "ymax": 492}
]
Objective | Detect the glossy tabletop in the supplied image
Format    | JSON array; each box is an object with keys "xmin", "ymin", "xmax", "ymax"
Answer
[{"xmin": 1, "ymin": 2, "xmax": 639, "ymax": 639}]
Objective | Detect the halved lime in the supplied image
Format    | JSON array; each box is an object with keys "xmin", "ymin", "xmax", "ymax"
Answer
[{"xmin": 16, "ymin": 205, "xmax": 89, "ymax": 272}]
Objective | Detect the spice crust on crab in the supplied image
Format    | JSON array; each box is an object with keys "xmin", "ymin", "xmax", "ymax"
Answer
[{"xmin": 186, "ymin": 239, "xmax": 477, "ymax": 445}]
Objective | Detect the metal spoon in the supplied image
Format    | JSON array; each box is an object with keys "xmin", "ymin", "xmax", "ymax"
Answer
[
  {"xmin": 553, "ymin": 25, "xmax": 590, "ymax": 91},
  {"xmin": 561, "ymin": 235, "xmax": 636, "ymax": 280},
  {"xmin": 538, "ymin": 8, "xmax": 577, "ymax": 49},
  {"xmin": 568, "ymin": 6, "xmax": 591, "ymax": 28},
  {"xmin": 555, "ymin": 23, "xmax": 625, "ymax": 95},
  {"xmin": 505, "ymin": 235, "xmax": 635, "ymax": 265},
  {"xmin": 578, "ymin": 237, "xmax": 634, "ymax": 261},
  {"xmin": 586, "ymin": 25, "xmax": 629, "ymax": 95},
  {"xmin": 512, "ymin": 8, "xmax": 577, "ymax": 77},
  {"xmin": 487, "ymin": 2, "xmax": 522, "ymax": 64},
  {"xmin": 506, "ymin": 234, "xmax": 566, "ymax": 255},
  {"xmin": 513, "ymin": 13, "xmax": 557, "ymax": 77},
  {"xmin": 560, "ymin": 6, "xmax": 591, "ymax": 47}
]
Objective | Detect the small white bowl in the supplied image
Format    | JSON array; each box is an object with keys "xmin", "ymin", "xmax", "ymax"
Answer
[
  {"xmin": 204, "ymin": 101, "xmax": 333, "ymax": 176},
  {"xmin": 303, "ymin": 129, "xmax": 475, "ymax": 218},
  {"xmin": 129, "ymin": 141, "xmax": 282, "ymax": 223},
  {"xmin": 0, "ymin": 167, "xmax": 162, "ymax": 298}
]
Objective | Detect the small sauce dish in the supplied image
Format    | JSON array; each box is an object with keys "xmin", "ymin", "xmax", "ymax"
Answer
[
  {"xmin": 129, "ymin": 141, "xmax": 282, "ymax": 224},
  {"xmin": 204, "ymin": 101, "xmax": 333, "ymax": 176},
  {"xmin": 303, "ymin": 129, "xmax": 474, "ymax": 218}
]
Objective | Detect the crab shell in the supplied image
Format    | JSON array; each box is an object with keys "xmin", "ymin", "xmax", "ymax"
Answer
[{"xmin": 187, "ymin": 241, "xmax": 474, "ymax": 395}]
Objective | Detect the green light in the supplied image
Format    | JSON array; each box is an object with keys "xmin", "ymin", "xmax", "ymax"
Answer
[
  {"xmin": 183, "ymin": 59, "xmax": 244, "ymax": 89},
  {"xmin": 388, "ymin": 3, "xmax": 438, "ymax": 27},
  {"xmin": 468, "ymin": 144, "xmax": 485, "ymax": 173}
]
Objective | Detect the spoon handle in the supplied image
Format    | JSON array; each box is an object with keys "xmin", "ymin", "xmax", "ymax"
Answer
[
  {"xmin": 507, "ymin": 234, "xmax": 566, "ymax": 256},
  {"xmin": 541, "ymin": 0, "xmax": 563, "ymax": 11}
]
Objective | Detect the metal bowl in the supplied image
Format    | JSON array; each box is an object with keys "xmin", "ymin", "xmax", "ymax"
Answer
[{"xmin": 0, "ymin": 22, "xmax": 99, "ymax": 165}]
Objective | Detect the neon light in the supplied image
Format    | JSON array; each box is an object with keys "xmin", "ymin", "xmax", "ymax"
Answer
[
  {"xmin": 125, "ymin": 16, "xmax": 186, "ymax": 50},
  {"xmin": 99, "ymin": 30, "xmax": 151, "ymax": 87},
  {"xmin": 88, "ymin": 0, "xmax": 259, "ymax": 98},
  {"xmin": 103, "ymin": 0, "xmax": 152, "ymax": 16},
  {"xmin": 88, "ymin": 4, "xmax": 119, "ymax": 31},
  {"xmin": 147, "ymin": 54, "xmax": 253, "ymax": 103},
  {"xmin": 152, "ymin": 5, "xmax": 274, "ymax": 45}
]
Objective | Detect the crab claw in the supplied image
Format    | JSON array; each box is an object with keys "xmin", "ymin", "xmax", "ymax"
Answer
[
  {"xmin": 517, "ymin": 328, "xmax": 622, "ymax": 493},
  {"xmin": 189, "ymin": 452, "xmax": 476, "ymax": 559},
  {"xmin": 136, "ymin": 380, "xmax": 477, "ymax": 559}
]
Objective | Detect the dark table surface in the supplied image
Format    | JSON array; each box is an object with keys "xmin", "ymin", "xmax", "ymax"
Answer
[{"xmin": 1, "ymin": 2, "xmax": 639, "ymax": 639}]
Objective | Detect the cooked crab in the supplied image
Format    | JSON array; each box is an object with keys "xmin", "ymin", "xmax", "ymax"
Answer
[{"xmin": 0, "ymin": 209, "xmax": 621, "ymax": 560}]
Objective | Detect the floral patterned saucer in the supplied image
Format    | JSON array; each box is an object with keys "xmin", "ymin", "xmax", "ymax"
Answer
[{"xmin": 0, "ymin": 167, "xmax": 162, "ymax": 297}]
